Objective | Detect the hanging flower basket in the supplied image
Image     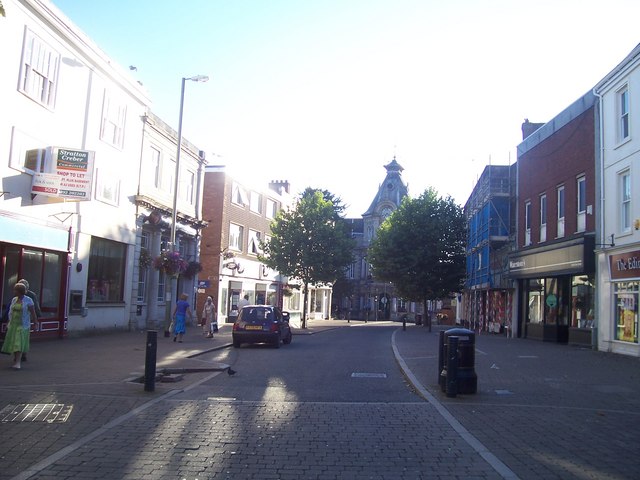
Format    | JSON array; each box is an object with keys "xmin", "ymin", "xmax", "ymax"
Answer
[
  {"xmin": 183, "ymin": 261, "xmax": 203, "ymax": 279},
  {"xmin": 153, "ymin": 251, "xmax": 188, "ymax": 277},
  {"xmin": 139, "ymin": 248, "xmax": 153, "ymax": 269}
]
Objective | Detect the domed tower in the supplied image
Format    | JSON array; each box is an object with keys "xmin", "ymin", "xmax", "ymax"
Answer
[
  {"xmin": 334, "ymin": 158, "xmax": 409, "ymax": 322},
  {"xmin": 362, "ymin": 157, "xmax": 408, "ymax": 245}
]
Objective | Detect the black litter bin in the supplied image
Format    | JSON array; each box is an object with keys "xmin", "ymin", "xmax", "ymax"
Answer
[{"xmin": 439, "ymin": 328, "xmax": 477, "ymax": 394}]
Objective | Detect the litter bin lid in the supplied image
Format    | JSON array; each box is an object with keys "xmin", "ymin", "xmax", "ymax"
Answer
[{"xmin": 444, "ymin": 328, "xmax": 475, "ymax": 338}]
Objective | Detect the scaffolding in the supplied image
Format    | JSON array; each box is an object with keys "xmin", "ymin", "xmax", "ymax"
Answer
[{"xmin": 463, "ymin": 165, "xmax": 514, "ymax": 333}]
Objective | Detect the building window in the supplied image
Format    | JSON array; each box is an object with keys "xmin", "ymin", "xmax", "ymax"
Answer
[
  {"xmin": 157, "ymin": 271, "xmax": 165, "ymax": 302},
  {"xmin": 149, "ymin": 147, "xmax": 161, "ymax": 188},
  {"xmin": 229, "ymin": 223, "xmax": 244, "ymax": 251},
  {"xmin": 540, "ymin": 194, "xmax": 547, "ymax": 242},
  {"xmin": 620, "ymin": 171, "xmax": 632, "ymax": 233},
  {"xmin": 232, "ymin": 183, "xmax": 248, "ymax": 206},
  {"xmin": 184, "ymin": 170, "xmax": 195, "ymax": 204},
  {"xmin": 19, "ymin": 28, "xmax": 60, "ymax": 108},
  {"xmin": 614, "ymin": 281, "xmax": 639, "ymax": 343},
  {"xmin": 266, "ymin": 199, "xmax": 277, "ymax": 219},
  {"xmin": 577, "ymin": 176, "xmax": 586, "ymax": 233},
  {"xmin": 95, "ymin": 168, "xmax": 121, "ymax": 206},
  {"xmin": 557, "ymin": 186, "xmax": 565, "ymax": 238},
  {"xmin": 87, "ymin": 237, "xmax": 126, "ymax": 302},
  {"xmin": 524, "ymin": 201, "xmax": 532, "ymax": 246},
  {"xmin": 165, "ymin": 158, "xmax": 175, "ymax": 194},
  {"xmin": 141, "ymin": 231, "xmax": 150, "ymax": 250},
  {"xmin": 618, "ymin": 86, "xmax": 630, "ymax": 142},
  {"xmin": 100, "ymin": 92, "xmax": 127, "ymax": 149},
  {"xmin": 250, "ymin": 191, "xmax": 262, "ymax": 214},
  {"xmin": 137, "ymin": 266, "xmax": 147, "ymax": 303},
  {"xmin": 248, "ymin": 229, "xmax": 261, "ymax": 255}
]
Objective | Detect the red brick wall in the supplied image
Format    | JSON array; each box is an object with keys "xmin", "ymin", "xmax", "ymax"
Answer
[
  {"xmin": 517, "ymin": 107, "xmax": 596, "ymax": 248},
  {"xmin": 198, "ymin": 171, "xmax": 283, "ymax": 311}
]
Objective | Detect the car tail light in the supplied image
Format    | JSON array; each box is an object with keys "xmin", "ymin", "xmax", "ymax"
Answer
[
  {"xmin": 232, "ymin": 323, "xmax": 239, "ymax": 331},
  {"xmin": 269, "ymin": 322, "xmax": 279, "ymax": 333}
]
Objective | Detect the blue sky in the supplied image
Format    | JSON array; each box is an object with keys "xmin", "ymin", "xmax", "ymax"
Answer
[{"xmin": 52, "ymin": 0, "xmax": 640, "ymax": 216}]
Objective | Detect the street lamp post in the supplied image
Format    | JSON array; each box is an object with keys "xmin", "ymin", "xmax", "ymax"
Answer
[{"xmin": 164, "ymin": 74, "xmax": 208, "ymax": 337}]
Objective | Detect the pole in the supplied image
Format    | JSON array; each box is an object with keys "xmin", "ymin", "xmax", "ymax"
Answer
[
  {"xmin": 144, "ymin": 330, "xmax": 158, "ymax": 392},
  {"xmin": 164, "ymin": 77, "xmax": 187, "ymax": 336}
]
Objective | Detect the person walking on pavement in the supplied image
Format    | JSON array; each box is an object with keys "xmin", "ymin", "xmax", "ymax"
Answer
[
  {"xmin": 172, "ymin": 293, "xmax": 193, "ymax": 343},
  {"xmin": 201, "ymin": 296, "xmax": 217, "ymax": 338},
  {"xmin": 17, "ymin": 279, "xmax": 41, "ymax": 363},
  {"xmin": 238, "ymin": 294, "xmax": 250, "ymax": 309},
  {"xmin": 1, "ymin": 283, "xmax": 37, "ymax": 370}
]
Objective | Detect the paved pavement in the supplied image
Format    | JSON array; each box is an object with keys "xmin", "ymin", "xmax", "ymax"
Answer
[
  {"xmin": 392, "ymin": 324, "xmax": 640, "ymax": 480},
  {"xmin": 1, "ymin": 319, "xmax": 639, "ymax": 479},
  {"xmin": 0, "ymin": 320, "xmax": 347, "ymax": 480}
]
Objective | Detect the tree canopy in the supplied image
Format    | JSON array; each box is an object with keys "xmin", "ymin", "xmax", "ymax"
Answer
[
  {"xmin": 260, "ymin": 188, "xmax": 355, "ymax": 328},
  {"xmin": 368, "ymin": 188, "xmax": 466, "ymax": 331}
]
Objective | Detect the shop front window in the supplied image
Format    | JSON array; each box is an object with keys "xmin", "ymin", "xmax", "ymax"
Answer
[
  {"xmin": 614, "ymin": 281, "xmax": 639, "ymax": 343},
  {"xmin": 528, "ymin": 279, "xmax": 544, "ymax": 324},
  {"xmin": 87, "ymin": 237, "xmax": 126, "ymax": 302},
  {"xmin": 571, "ymin": 275, "xmax": 595, "ymax": 328}
]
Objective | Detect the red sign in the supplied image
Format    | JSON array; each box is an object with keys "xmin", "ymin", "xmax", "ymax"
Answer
[{"xmin": 609, "ymin": 250, "xmax": 640, "ymax": 280}]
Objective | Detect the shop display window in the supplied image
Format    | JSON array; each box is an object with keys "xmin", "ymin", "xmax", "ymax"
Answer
[
  {"xmin": 571, "ymin": 275, "xmax": 595, "ymax": 328},
  {"xmin": 614, "ymin": 281, "xmax": 639, "ymax": 343},
  {"xmin": 87, "ymin": 237, "xmax": 126, "ymax": 302}
]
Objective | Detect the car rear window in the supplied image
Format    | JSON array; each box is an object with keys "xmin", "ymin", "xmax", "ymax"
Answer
[{"xmin": 240, "ymin": 307, "xmax": 274, "ymax": 322}]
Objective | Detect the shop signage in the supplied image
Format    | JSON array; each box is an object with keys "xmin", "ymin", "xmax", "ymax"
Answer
[
  {"xmin": 609, "ymin": 250, "xmax": 640, "ymax": 280},
  {"xmin": 509, "ymin": 243, "xmax": 588, "ymax": 278},
  {"xmin": 198, "ymin": 280, "xmax": 211, "ymax": 288},
  {"xmin": 31, "ymin": 147, "xmax": 95, "ymax": 201}
]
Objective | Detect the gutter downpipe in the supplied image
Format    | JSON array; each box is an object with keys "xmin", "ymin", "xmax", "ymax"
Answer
[{"xmin": 592, "ymin": 85, "xmax": 604, "ymax": 351}]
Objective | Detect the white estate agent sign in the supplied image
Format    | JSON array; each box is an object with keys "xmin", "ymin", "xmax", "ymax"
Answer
[{"xmin": 31, "ymin": 147, "xmax": 95, "ymax": 201}]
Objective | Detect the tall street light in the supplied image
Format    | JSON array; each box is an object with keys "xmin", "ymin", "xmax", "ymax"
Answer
[{"xmin": 164, "ymin": 74, "xmax": 209, "ymax": 336}]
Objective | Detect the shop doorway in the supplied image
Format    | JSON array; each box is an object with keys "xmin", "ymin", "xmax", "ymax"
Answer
[{"xmin": 1, "ymin": 244, "xmax": 68, "ymax": 338}]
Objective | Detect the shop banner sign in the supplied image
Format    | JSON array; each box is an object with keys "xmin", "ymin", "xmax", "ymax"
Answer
[
  {"xmin": 31, "ymin": 147, "xmax": 95, "ymax": 201},
  {"xmin": 609, "ymin": 250, "xmax": 640, "ymax": 280}
]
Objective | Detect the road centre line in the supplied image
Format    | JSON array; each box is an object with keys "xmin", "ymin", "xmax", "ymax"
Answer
[{"xmin": 391, "ymin": 329, "xmax": 520, "ymax": 480}]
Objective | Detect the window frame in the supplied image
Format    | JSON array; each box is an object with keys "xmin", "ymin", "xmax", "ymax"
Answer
[
  {"xmin": 86, "ymin": 237, "xmax": 127, "ymax": 303},
  {"xmin": 618, "ymin": 85, "xmax": 630, "ymax": 143},
  {"xmin": 250, "ymin": 191, "xmax": 262, "ymax": 214},
  {"xmin": 524, "ymin": 201, "xmax": 532, "ymax": 246},
  {"xmin": 557, "ymin": 185, "xmax": 565, "ymax": 238},
  {"xmin": 229, "ymin": 223, "xmax": 244, "ymax": 251},
  {"xmin": 18, "ymin": 27, "xmax": 60, "ymax": 109},
  {"xmin": 248, "ymin": 229, "xmax": 262, "ymax": 255},
  {"xmin": 100, "ymin": 91, "xmax": 127, "ymax": 149},
  {"xmin": 149, "ymin": 146, "xmax": 161, "ymax": 189},
  {"xmin": 94, "ymin": 167, "xmax": 121, "ymax": 206},
  {"xmin": 266, "ymin": 198, "xmax": 277, "ymax": 219},
  {"xmin": 620, "ymin": 170, "xmax": 632, "ymax": 233},
  {"xmin": 539, "ymin": 194, "xmax": 547, "ymax": 242}
]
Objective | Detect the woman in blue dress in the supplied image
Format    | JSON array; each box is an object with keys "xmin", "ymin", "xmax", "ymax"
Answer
[
  {"xmin": 2, "ymin": 283, "xmax": 37, "ymax": 369},
  {"xmin": 172, "ymin": 293, "xmax": 193, "ymax": 343}
]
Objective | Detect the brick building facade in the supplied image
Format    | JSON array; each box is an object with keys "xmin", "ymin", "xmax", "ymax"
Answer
[{"xmin": 510, "ymin": 92, "xmax": 597, "ymax": 345}]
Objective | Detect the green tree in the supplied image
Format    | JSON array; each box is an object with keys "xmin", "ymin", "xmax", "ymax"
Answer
[
  {"xmin": 368, "ymin": 188, "xmax": 466, "ymax": 331},
  {"xmin": 261, "ymin": 188, "xmax": 355, "ymax": 328}
]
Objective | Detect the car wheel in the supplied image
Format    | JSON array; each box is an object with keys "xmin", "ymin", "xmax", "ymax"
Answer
[
  {"xmin": 273, "ymin": 334, "xmax": 281, "ymax": 349},
  {"xmin": 283, "ymin": 331, "xmax": 292, "ymax": 345},
  {"xmin": 233, "ymin": 339, "xmax": 241, "ymax": 348}
]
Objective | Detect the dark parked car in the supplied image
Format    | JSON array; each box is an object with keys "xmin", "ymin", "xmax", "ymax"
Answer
[{"xmin": 232, "ymin": 305, "xmax": 292, "ymax": 348}]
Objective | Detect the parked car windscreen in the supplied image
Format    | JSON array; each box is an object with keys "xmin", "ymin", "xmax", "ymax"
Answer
[{"xmin": 239, "ymin": 307, "xmax": 278, "ymax": 322}]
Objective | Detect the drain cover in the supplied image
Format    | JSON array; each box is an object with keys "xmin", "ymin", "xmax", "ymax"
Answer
[
  {"xmin": 351, "ymin": 372, "xmax": 387, "ymax": 378},
  {"xmin": 0, "ymin": 403, "xmax": 73, "ymax": 423}
]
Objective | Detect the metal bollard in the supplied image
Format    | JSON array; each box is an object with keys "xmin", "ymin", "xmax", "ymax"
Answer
[
  {"xmin": 446, "ymin": 336, "xmax": 459, "ymax": 398},
  {"xmin": 402, "ymin": 315, "xmax": 407, "ymax": 331},
  {"xmin": 144, "ymin": 330, "xmax": 158, "ymax": 392}
]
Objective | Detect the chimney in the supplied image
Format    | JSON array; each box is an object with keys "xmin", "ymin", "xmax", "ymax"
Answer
[
  {"xmin": 268, "ymin": 180, "xmax": 290, "ymax": 195},
  {"xmin": 521, "ymin": 118, "xmax": 545, "ymax": 140}
]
